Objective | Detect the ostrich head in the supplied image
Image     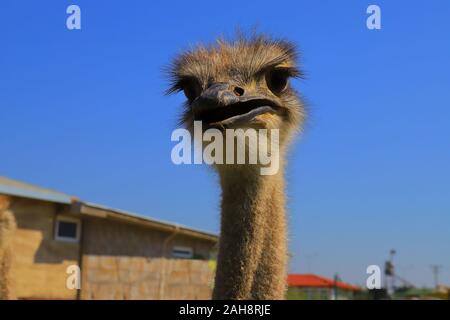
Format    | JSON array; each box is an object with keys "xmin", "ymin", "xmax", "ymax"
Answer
[
  {"xmin": 167, "ymin": 35, "xmax": 305, "ymax": 299},
  {"xmin": 167, "ymin": 35, "xmax": 305, "ymax": 169}
]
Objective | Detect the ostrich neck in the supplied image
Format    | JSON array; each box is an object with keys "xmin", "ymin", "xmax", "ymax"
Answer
[{"xmin": 213, "ymin": 166, "xmax": 287, "ymax": 299}]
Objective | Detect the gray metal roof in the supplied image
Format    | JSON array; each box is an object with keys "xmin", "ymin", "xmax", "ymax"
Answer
[
  {"xmin": 83, "ymin": 201, "xmax": 218, "ymax": 239},
  {"xmin": 0, "ymin": 176, "xmax": 217, "ymax": 239},
  {"xmin": 0, "ymin": 176, "xmax": 73, "ymax": 204}
]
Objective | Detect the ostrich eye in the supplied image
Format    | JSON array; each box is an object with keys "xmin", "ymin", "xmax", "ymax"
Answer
[
  {"xmin": 182, "ymin": 80, "xmax": 202, "ymax": 102},
  {"xmin": 266, "ymin": 69, "xmax": 289, "ymax": 95}
]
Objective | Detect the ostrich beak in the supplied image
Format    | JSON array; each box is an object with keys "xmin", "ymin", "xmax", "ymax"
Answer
[{"xmin": 192, "ymin": 82, "xmax": 281, "ymax": 127}]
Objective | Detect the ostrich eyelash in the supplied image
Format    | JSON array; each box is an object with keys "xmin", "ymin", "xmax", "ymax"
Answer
[
  {"xmin": 166, "ymin": 76, "xmax": 201, "ymax": 95},
  {"xmin": 257, "ymin": 66, "xmax": 303, "ymax": 80}
]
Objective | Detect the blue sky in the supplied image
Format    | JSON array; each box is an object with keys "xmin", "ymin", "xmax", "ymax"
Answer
[{"xmin": 1, "ymin": 1, "xmax": 449, "ymax": 287}]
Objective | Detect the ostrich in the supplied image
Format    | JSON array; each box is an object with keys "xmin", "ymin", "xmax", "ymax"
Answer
[{"xmin": 167, "ymin": 35, "xmax": 305, "ymax": 299}]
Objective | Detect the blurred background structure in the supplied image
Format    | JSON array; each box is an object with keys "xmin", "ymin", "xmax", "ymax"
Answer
[{"xmin": 0, "ymin": 176, "xmax": 217, "ymax": 299}]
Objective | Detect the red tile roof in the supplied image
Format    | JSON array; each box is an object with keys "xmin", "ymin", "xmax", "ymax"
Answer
[{"xmin": 288, "ymin": 274, "xmax": 360, "ymax": 291}]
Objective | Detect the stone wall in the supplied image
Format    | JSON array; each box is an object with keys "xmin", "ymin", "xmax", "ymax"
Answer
[
  {"xmin": 81, "ymin": 216, "xmax": 215, "ymax": 260},
  {"xmin": 80, "ymin": 255, "xmax": 214, "ymax": 299},
  {"xmin": 11, "ymin": 198, "xmax": 79, "ymax": 299}
]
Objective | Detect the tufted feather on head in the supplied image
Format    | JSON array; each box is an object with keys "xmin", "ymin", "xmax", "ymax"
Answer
[{"xmin": 166, "ymin": 34, "xmax": 303, "ymax": 96}]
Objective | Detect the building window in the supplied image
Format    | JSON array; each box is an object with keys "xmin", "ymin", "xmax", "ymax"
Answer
[
  {"xmin": 172, "ymin": 246, "xmax": 193, "ymax": 259},
  {"xmin": 55, "ymin": 216, "xmax": 80, "ymax": 242}
]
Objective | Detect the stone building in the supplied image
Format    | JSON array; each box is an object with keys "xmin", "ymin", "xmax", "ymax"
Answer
[{"xmin": 0, "ymin": 176, "xmax": 217, "ymax": 300}]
